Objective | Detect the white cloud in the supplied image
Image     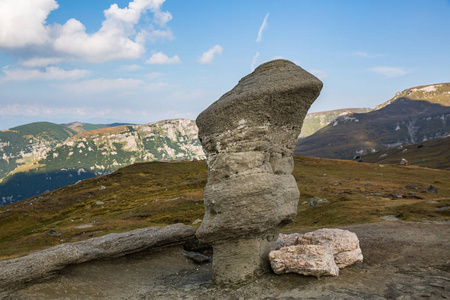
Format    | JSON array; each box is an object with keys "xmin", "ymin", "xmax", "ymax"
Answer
[
  {"xmin": 20, "ymin": 57, "xmax": 63, "ymax": 68},
  {"xmin": 370, "ymin": 66, "xmax": 410, "ymax": 78},
  {"xmin": 309, "ymin": 69, "xmax": 329, "ymax": 80},
  {"xmin": 1, "ymin": 66, "xmax": 89, "ymax": 81},
  {"xmin": 146, "ymin": 52, "xmax": 181, "ymax": 64},
  {"xmin": 120, "ymin": 64, "xmax": 144, "ymax": 72},
  {"xmin": 145, "ymin": 72, "xmax": 163, "ymax": 79},
  {"xmin": 0, "ymin": 0, "xmax": 58, "ymax": 48},
  {"xmin": 199, "ymin": 45, "xmax": 223, "ymax": 64},
  {"xmin": 271, "ymin": 56, "xmax": 285, "ymax": 60},
  {"xmin": 354, "ymin": 51, "xmax": 383, "ymax": 58},
  {"xmin": 251, "ymin": 52, "xmax": 260, "ymax": 71},
  {"xmin": 0, "ymin": 0, "xmax": 173, "ymax": 63},
  {"xmin": 256, "ymin": 13, "xmax": 269, "ymax": 42},
  {"xmin": 0, "ymin": 103, "xmax": 88, "ymax": 117},
  {"xmin": 59, "ymin": 78, "xmax": 145, "ymax": 93}
]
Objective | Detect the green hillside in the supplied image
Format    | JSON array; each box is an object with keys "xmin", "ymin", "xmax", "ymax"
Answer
[
  {"xmin": 0, "ymin": 156, "xmax": 449, "ymax": 260},
  {"xmin": 0, "ymin": 122, "xmax": 76, "ymax": 182},
  {"xmin": 300, "ymin": 107, "xmax": 372, "ymax": 137}
]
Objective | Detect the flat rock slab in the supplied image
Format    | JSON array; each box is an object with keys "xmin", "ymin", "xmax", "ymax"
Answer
[{"xmin": 0, "ymin": 223, "xmax": 196, "ymax": 291}]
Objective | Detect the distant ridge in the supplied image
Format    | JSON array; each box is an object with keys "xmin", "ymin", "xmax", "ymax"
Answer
[
  {"xmin": 295, "ymin": 83, "xmax": 450, "ymax": 160},
  {"xmin": 300, "ymin": 107, "xmax": 372, "ymax": 137},
  {"xmin": 61, "ymin": 122, "xmax": 137, "ymax": 134}
]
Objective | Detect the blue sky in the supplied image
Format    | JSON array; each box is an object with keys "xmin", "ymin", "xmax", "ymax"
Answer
[{"xmin": 0, "ymin": 0, "xmax": 449, "ymax": 130}]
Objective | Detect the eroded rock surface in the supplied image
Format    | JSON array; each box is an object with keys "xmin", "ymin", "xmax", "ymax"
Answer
[
  {"xmin": 271, "ymin": 228, "xmax": 363, "ymax": 277},
  {"xmin": 297, "ymin": 228, "xmax": 363, "ymax": 268},
  {"xmin": 269, "ymin": 244, "xmax": 339, "ymax": 278},
  {"xmin": 0, "ymin": 223, "xmax": 195, "ymax": 291},
  {"xmin": 195, "ymin": 59, "xmax": 322, "ymax": 284}
]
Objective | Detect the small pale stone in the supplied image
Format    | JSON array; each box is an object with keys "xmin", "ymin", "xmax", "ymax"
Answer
[
  {"xmin": 269, "ymin": 245, "xmax": 339, "ymax": 278},
  {"xmin": 296, "ymin": 228, "xmax": 363, "ymax": 268}
]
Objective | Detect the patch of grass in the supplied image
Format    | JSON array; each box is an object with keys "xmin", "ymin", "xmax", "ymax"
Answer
[{"xmin": 0, "ymin": 156, "xmax": 449, "ymax": 260}]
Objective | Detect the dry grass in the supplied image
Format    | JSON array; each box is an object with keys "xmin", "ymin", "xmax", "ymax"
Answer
[{"xmin": 0, "ymin": 156, "xmax": 449, "ymax": 260}]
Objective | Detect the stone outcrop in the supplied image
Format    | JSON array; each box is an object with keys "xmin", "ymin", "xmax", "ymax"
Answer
[
  {"xmin": 195, "ymin": 59, "xmax": 323, "ymax": 284},
  {"xmin": 270, "ymin": 228, "xmax": 363, "ymax": 277},
  {"xmin": 0, "ymin": 223, "xmax": 196, "ymax": 291}
]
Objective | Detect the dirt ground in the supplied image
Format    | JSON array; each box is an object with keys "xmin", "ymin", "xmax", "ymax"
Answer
[{"xmin": 3, "ymin": 221, "xmax": 449, "ymax": 300}]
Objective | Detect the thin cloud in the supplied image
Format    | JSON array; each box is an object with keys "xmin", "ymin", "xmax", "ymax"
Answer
[
  {"xmin": 199, "ymin": 45, "xmax": 223, "ymax": 64},
  {"xmin": 256, "ymin": 13, "xmax": 269, "ymax": 42},
  {"xmin": 354, "ymin": 51, "xmax": 384, "ymax": 58},
  {"xmin": 370, "ymin": 66, "xmax": 410, "ymax": 78},
  {"xmin": 1, "ymin": 66, "xmax": 89, "ymax": 81},
  {"xmin": 146, "ymin": 52, "xmax": 181, "ymax": 64},
  {"xmin": 251, "ymin": 52, "xmax": 260, "ymax": 71},
  {"xmin": 119, "ymin": 64, "xmax": 144, "ymax": 72},
  {"xmin": 20, "ymin": 57, "xmax": 63, "ymax": 68},
  {"xmin": 59, "ymin": 78, "xmax": 145, "ymax": 93},
  {"xmin": 0, "ymin": 103, "xmax": 88, "ymax": 117}
]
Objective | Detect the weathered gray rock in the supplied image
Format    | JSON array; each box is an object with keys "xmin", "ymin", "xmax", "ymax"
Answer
[
  {"xmin": 0, "ymin": 223, "xmax": 195, "ymax": 291},
  {"xmin": 269, "ymin": 244, "xmax": 339, "ymax": 278},
  {"xmin": 196, "ymin": 59, "xmax": 322, "ymax": 285}
]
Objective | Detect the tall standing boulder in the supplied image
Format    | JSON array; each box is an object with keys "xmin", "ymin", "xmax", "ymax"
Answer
[{"xmin": 196, "ymin": 59, "xmax": 323, "ymax": 284}]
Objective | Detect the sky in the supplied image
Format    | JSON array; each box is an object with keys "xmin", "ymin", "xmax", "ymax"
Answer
[{"xmin": 0, "ymin": 0, "xmax": 449, "ymax": 130}]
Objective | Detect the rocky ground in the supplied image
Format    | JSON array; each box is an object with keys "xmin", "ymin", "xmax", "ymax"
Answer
[{"xmin": 3, "ymin": 221, "xmax": 449, "ymax": 300}]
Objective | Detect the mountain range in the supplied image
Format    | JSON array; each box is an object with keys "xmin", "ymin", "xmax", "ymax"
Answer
[
  {"xmin": 1, "ymin": 82, "xmax": 449, "ymax": 206},
  {"xmin": 295, "ymin": 83, "xmax": 450, "ymax": 159},
  {"xmin": 0, "ymin": 119, "xmax": 203, "ymax": 205}
]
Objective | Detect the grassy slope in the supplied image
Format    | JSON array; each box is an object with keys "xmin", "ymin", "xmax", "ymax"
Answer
[
  {"xmin": 357, "ymin": 136, "xmax": 450, "ymax": 170},
  {"xmin": 0, "ymin": 122, "xmax": 76, "ymax": 180},
  {"xmin": 299, "ymin": 108, "xmax": 372, "ymax": 137},
  {"xmin": 0, "ymin": 156, "xmax": 448, "ymax": 260}
]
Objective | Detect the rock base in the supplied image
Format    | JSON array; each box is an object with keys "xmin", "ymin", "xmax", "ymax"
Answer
[{"xmin": 212, "ymin": 234, "xmax": 277, "ymax": 285}]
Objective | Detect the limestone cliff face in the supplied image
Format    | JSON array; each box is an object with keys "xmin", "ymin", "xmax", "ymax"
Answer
[{"xmin": 45, "ymin": 118, "xmax": 204, "ymax": 175}]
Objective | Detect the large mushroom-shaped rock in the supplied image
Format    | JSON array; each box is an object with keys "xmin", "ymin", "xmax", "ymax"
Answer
[{"xmin": 195, "ymin": 59, "xmax": 323, "ymax": 284}]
